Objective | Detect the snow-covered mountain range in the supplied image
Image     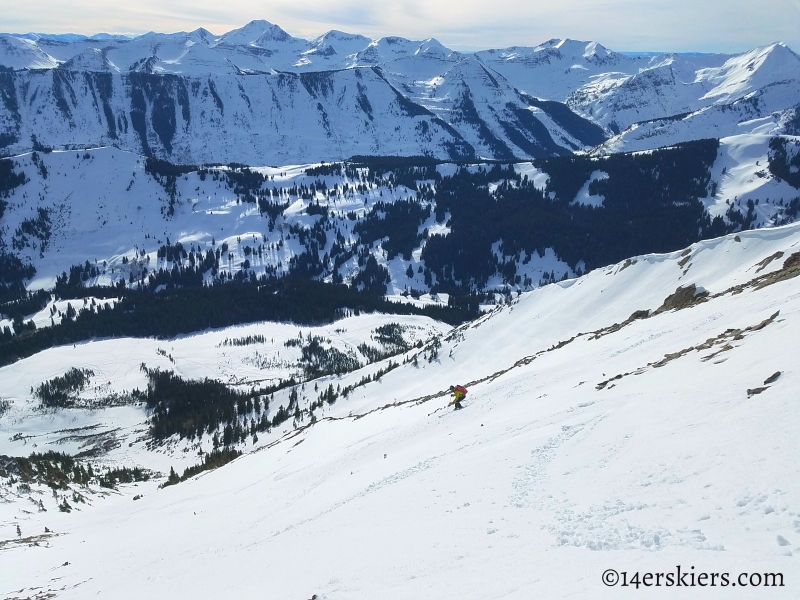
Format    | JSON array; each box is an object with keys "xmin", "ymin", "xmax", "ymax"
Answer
[
  {"xmin": 1, "ymin": 21, "xmax": 799, "ymax": 162},
  {"xmin": 1, "ymin": 220, "xmax": 798, "ymax": 598}
]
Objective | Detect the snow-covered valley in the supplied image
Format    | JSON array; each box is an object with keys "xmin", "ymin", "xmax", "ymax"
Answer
[{"xmin": 1, "ymin": 221, "xmax": 799, "ymax": 598}]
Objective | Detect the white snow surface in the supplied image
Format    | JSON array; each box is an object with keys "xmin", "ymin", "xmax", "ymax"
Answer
[
  {"xmin": 705, "ymin": 135, "xmax": 800, "ymax": 225},
  {"xmin": 587, "ymin": 43, "xmax": 800, "ymax": 154},
  {"xmin": 571, "ymin": 170, "xmax": 608, "ymax": 207},
  {"xmin": 1, "ymin": 222, "xmax": 799, "ymax": 598}
]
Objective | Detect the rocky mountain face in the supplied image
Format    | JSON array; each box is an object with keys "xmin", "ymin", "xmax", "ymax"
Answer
[
  {"xmin": 0, "ymin": 67, "xmax": 479, "ymax": 164},
  {"xmin": 1, "ymin": 21, "xmax": 798, "ymax": 162}
]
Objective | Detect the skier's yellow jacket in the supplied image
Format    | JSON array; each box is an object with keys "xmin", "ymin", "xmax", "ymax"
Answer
[{"xmin": 450, "ymin": 385, "xmax": 467, "ymax": 403}]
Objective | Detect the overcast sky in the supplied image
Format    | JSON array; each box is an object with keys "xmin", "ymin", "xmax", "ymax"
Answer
[{"xmin": 3, "ymin": 0, "xmax": 799, "ymax": 52}]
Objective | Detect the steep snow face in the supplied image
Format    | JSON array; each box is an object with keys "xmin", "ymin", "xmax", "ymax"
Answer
[
  {"xmin": 698, "ymin": 43, "xmax": 800, "ymax": 103},
  {"xmin": 0, "ymin": 36, "xmax": 59, "ymax": 69},
  {"xmin": 0, "ymin": 67, "xmax": 480, "ymax": 164},
  {"xmin": 1, "ymin": 223, "xmax": 799, "ymax": 598},
  {"xmin": 577, "ymin": 43, "xmax": 800, "ymax": 153}
]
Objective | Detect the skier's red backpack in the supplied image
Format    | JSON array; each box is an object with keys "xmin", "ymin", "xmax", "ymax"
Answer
[{"xmin": 454, "ymin": 385, "xmax": 468, "ymax": 396}]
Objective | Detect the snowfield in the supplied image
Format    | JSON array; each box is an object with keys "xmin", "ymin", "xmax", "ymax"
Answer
[{"xmin": 1, "ymin": 222, "xmax": 799, "ymax": 598}]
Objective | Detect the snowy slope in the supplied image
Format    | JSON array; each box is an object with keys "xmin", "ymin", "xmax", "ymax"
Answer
[
  {"xmin": 1, "ymin": 222, "xmax": 799, "ymax": 598},
  {"xmin": 477, "ymin": 40, "xmax": 800, "ymax": 152},
  {"xmin": 704, "ymin": 135, "xmax": 800, "ymax": 225},
  {"xmin": 0, "ymin": 149, "xmax": 443, "ymax": 291},
  {"xmin": 0, "ymin": 36, "xmax": 59, "ymax": 70},
  {"xmin": 0, "ymin": 312, "xmax": 447, "ymax": 463},
  {"xmin": 475, "ymin": 38, "xmax": 643, "ymax": 101},
  {"xmin": 392, "ymin": 55, "xmax": 597, "ymax": 159},
  {"xmin": 584, "ymin": 44, "xmax": 800, "ymax": 153}
]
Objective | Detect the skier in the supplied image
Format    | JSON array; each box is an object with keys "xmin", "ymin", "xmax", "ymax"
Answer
[{"xmin": 448, "ymin": 385, "xmax": 468, "ymax": 410}]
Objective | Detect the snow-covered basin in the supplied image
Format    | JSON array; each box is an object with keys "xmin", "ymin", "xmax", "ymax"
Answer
[
  {"xmin": 0, "ymin": 312, "xmax": 447, "ymax": 463},
  {"xmin": 1, "ymin": 223, "xmax": 799, "ymax": 598}
]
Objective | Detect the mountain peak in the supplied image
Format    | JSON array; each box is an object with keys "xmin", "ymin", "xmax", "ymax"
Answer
[
  {"xmin": 415, "ymin": 38, "xmax": 453, "ymax": 58},
  {"xmin": 218, "ymin": 20, "xmax": 296, "ymax": 47},
  {"xmin": 0, "ymin": 35, "xmax": 59, "ymax": 70},
  {"xmin": 314, "ymin": 30, "xmax": 370, "ymax": 43},
  {"xmin": 59, "ymin": 47, "xmax": 118, "ymax": 73},
  {"xmin": 756, "ymin": 41, "xmax": 800, "ymax": 65},
  {"xmin": 238, "ymin": 19, "xmax": 277, "ymax": 31},
  {"xmin": 552, "ymin": 38, "xmax": 610, "ymax": 59},
  {"xmin": 306, "ymin": 30, "xmax": 372, "ymax": 59},
  {"xmin": 697, "ymin": 40, "xmax": 800, "ymax": 102},
  {"xmin": 188, "ymin": 27, "xmax": 216, "ymax": 43}
]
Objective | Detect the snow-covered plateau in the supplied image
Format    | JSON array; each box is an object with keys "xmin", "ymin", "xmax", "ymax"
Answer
[{"xmin": 1, "ymin": 221, "xmax": 799, "ymax": 598}]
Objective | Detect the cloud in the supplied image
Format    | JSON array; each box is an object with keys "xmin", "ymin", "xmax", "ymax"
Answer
[{"xmin": 2, "ymin": 0, "xmax": 797, "ymax": 52}]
